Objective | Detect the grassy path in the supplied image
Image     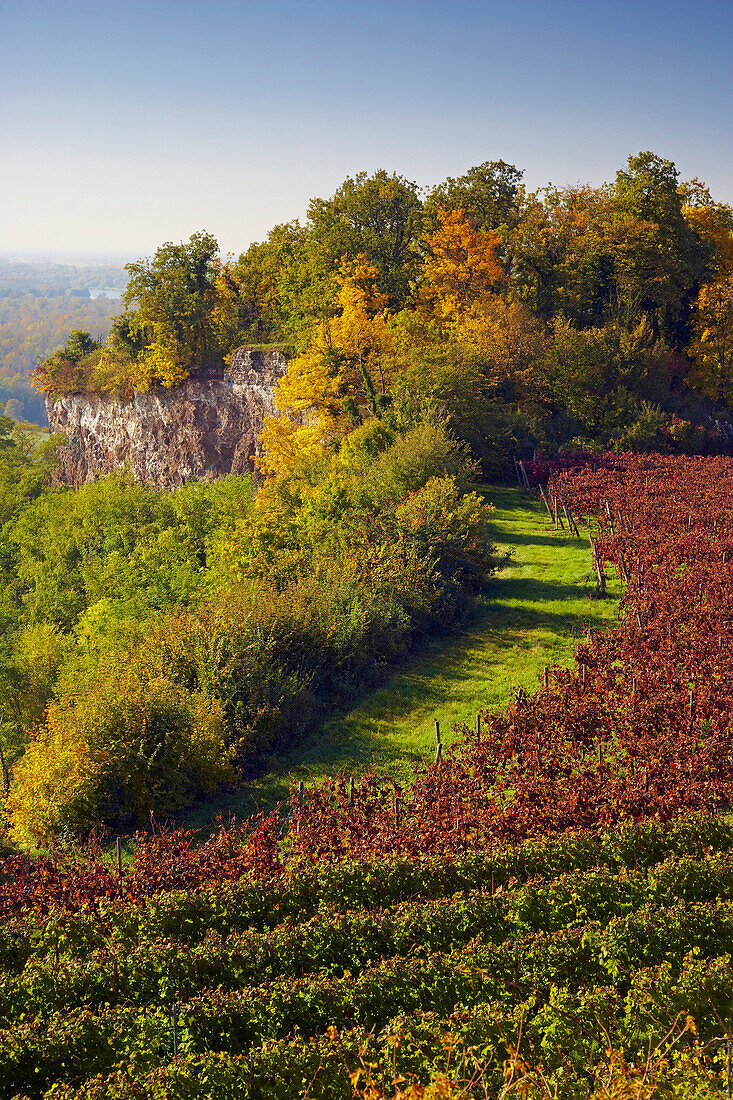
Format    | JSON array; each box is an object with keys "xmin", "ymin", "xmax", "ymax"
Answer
[{"xmin": 189, "ymin": 486, "xmax": 620, "ymax": 823}]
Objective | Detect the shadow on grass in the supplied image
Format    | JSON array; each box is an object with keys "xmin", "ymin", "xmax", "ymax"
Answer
[
  {"xmin": 488, "ymin": 575, "xmax": 598, "ymax": 603},
  {"xmin": 495, "ymin": 530, "xmax": 585, "ymax": 549}
]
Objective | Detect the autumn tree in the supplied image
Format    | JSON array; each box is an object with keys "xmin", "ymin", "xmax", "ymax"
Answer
[
  {"xmin": 690, "ymin": 276, "xmax": 733, "ymax": 406},
  {"xmin": 455, "ymin": 296, "xmax": 548, "ymax": 396},
  {"xmin": 7, "ymin": 662, "xmax": 231, "ymax": 844},
  {"xmin": 424, "ymin": 160, "xmax": 524, "ymax": 236},
  {"xmin": 32, "ymin": 329, "xmax": 102, "ymax": 395},
  {"xmin": 418, "ymin": 208, "xmax": 504, "ymax": 325},
  {"xmin": 680, "ymin": 178, "xmax": 733, "ymax": 278},
  {"xmin": 35, "ymin": 233, "xmax": 249, "ymax": 396},
  {"xmin": 510, "ymin": 183, "xmax": 678, "ymax": 331},
  {"xmin": 259, "ymin": 258, "xmax": 397, "ymax": 476},
  {"xmin": 226, "ymin": 173, "xmax": 423, "ymax": 350}
]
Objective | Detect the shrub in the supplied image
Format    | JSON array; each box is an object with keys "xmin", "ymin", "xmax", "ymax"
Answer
[{"xmin": 8, "ymin": 668, "xmax": 231, "ymax": 845}]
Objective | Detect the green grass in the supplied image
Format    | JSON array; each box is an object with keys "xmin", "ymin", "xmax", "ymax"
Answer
[{"xmin": 184, "ymin": 486, "xmax": 620, "ymax": 826}]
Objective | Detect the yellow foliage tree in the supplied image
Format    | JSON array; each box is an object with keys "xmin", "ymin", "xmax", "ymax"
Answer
[
  {"xmin": 680, "ymin": 178, "xmax": 733, "ymax": 277},
  {"xmin": 683, "ymin": 204, "xmax": 733, "ymax": 276},
  {"xmin": 689, "ymin": 275, "xmax": 733, "ymax": 405},
  {"xmin": 259, "ymin": 257, "xmax": 397, "ymax": 477},
  {"xmin": 455, "ymin": 296, "xmax": 548, "ymax": 395},
  {"xmin": 8, "ymin": 667, "xmax": 231, "ymax": 846},
  {"xmin": 7, "ymin": 709, "xmax": 102, "ymax": 848},
  {"xmin": 419, "ymin": 208, "xmax": 504, "ymax": 325},
  {"xmin": 140, "ymin": 340, "xmax": 192, "ymax": 389}
]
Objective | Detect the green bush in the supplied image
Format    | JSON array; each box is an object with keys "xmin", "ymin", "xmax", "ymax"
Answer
[{"xmin": 6, "ymin": 418, "xmax": 496, "ymax": 839}]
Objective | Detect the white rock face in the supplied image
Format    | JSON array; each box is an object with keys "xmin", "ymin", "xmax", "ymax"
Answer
[{"xmin": 46, "ymin": 348, "xmax": 288, "ymax": 488}]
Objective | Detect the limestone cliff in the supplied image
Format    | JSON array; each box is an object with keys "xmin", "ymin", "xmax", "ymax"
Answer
[{"xmin": 45, "ymin": 347, "xmax": 288, "ymax": 488}]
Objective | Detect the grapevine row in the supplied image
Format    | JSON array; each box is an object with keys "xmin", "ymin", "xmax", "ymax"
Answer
[{"xmin": 7, "ymin": 900, "xmax": 733, "ymax": 1098}]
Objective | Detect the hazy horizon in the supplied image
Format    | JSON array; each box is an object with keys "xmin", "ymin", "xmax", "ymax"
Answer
[
  {"xmin": 0, "ymin": 250, "xmax": 134, "ymax": 265},
  {"xmin": 2, "ymin": 0, "xmax": 732, "ymax": 258}
]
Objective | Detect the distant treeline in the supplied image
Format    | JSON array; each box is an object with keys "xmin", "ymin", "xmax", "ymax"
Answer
[
  {"xmin": 0, "ymin": 294, "xmax": 119, "ymax": 420},
  {"xmin": 0, "ymin": 378, "xmax": 48, "ymax": 427},
  {"xmin": 0, "ymin": 261, "xmax": 125, "ymax": 422},
  {"xmin": 0, "ymin": 259, "xmax": 126, "ymax": 295}
]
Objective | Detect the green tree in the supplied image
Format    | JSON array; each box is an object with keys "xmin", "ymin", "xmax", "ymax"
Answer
[
  {"xmin": 231, "ymin": 220, "xmax": 336, "ymax": 350},
  {"xmin": 307, "ymin": 170, "xmax": 423, "ymax": 306},
  {"xmin": 509, "ymin": 189, "xmax": 568, "ymax": 319},
  {"xmin": 424, "ymin": 160, "xmax": 523, "ymax": 235},
  {"xmin": 613, "ymin": 152, "xmax": 713, "ymax": 342},
  {"xmin": 123, "ymin": 230, "xmax": 224, "ymax": 382}
]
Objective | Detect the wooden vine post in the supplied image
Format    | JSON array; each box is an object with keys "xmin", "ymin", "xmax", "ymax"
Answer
[
  {"xmin": 618, "ymin": 551, "xmax": 628, "ymax": 584},
  {"xmin": 589, "ymin": 535, "xmax": 607, "ymax": 596},
  {"xmin": 563, "ymin": 502, "xmax": 580, "ymax": 538},
  {"xmin": 538, "ymin": 484, "xmax": 553, "ymax": 520},
  {"xmin": 297, "ymin": 781, "xmax": 304, "ymax": 833},
  {"xmin": 434, "ymin": 720, "xmax": 443, "ymax": 764}
]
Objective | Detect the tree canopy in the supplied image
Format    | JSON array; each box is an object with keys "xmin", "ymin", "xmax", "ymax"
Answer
[{"xmin": 30, "ymin": 150, "xmax": 733, "ymax": 470}]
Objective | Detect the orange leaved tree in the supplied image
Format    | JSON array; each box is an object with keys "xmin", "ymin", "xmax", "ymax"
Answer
[{"xmin": 419, "ymin": 208, "xmax": 504, "ymax": 325}]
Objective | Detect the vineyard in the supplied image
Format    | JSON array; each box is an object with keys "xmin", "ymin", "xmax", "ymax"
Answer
[{"xmin": 6, "ymin": 454, "xmax": 733, "ymax": 1097}]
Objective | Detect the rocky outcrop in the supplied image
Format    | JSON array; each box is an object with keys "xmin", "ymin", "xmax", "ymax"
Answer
[{"xmin": 45, "ymin": 348, "xmax": 289, "ymax": 489}]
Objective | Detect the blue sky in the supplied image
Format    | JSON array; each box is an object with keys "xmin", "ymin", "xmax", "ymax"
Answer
[{"xmin": 1, "ymin": 0, "xmax": 731, "ymax": 258}]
